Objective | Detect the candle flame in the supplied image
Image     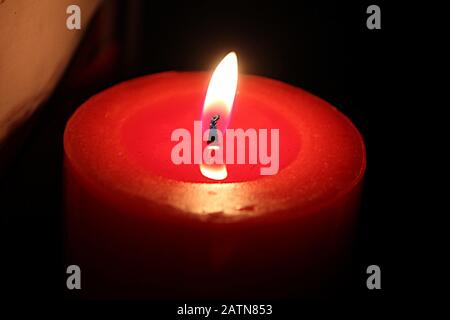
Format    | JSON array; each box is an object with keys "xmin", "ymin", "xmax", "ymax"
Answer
[
  {"xmin": 200, "ymin": 52, "xmax": 238, "ymax": 180},
  {"xmin": 203, "ymin": 52, "xmax": 238, "ymax": 115}
]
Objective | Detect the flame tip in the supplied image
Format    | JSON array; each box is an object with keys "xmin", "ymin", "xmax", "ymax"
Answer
[{"xmin": 203, "ymin": 50, "xmax": 239, "ymax": 114}]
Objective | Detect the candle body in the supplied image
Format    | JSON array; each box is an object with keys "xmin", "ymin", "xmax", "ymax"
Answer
[{"xmin": 64, "ymin": 72, "xmax": 366, "ymax": 298}]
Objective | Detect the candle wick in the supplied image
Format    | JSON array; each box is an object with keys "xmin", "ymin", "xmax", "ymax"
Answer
[
  {"xmin": 207, "ymin": 115, "xmax": 220, "ymax": 144},
  {"xmin": 210, "ymin": 114, "xmax": 220, "ymax": 129}
]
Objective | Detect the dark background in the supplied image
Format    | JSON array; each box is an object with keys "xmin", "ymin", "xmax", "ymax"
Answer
[{"xmin": 2, "ymin": 0, "xmax": 394, "ymax": 311}]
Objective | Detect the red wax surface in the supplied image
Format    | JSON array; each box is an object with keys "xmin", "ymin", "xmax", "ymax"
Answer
[
  {"xmin": 123, "ymin": 87, "xmax": 300, "ymax": 182},
  {"xmin": 64, "ymin": 72, "xmax": 366, "ymax": 298}
]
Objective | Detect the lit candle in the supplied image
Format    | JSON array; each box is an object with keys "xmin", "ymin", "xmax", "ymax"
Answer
[{"xmin": 64, "ymin": 52, "xmax": 366, "ymax": 298}]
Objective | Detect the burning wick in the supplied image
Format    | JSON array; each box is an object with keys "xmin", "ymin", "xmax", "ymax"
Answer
[
  {"xmin": 201, "ymin": 113, "xmax": 224, "ymax": 179},
  {"xmin": 207, "ymin": 114, "xmax": 220, "ymax": 145}
]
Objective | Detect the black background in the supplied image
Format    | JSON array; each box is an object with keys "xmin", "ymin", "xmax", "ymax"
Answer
[{"xmin": 2, "ymin": 0, "xmax": 396, "ymax": 312}]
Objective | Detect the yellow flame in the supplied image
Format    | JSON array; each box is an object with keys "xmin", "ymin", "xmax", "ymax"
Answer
[
  {"xmin": 203, "ymin": 52, "xmax": 238, "ymax": 114},
  {"xmin": 200, "ymin": 52, "xmax": 238, "ymax": 181}
]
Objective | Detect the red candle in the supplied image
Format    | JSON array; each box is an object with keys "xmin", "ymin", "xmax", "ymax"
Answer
[{"xmin": 64, "ymin": 53, "xmax": 366, "ymax": 298}]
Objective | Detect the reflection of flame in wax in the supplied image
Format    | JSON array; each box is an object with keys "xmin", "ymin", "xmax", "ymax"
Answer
[{"xmin": 200, "ymin": 52, "xmax": 238, "ymax": 180}]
